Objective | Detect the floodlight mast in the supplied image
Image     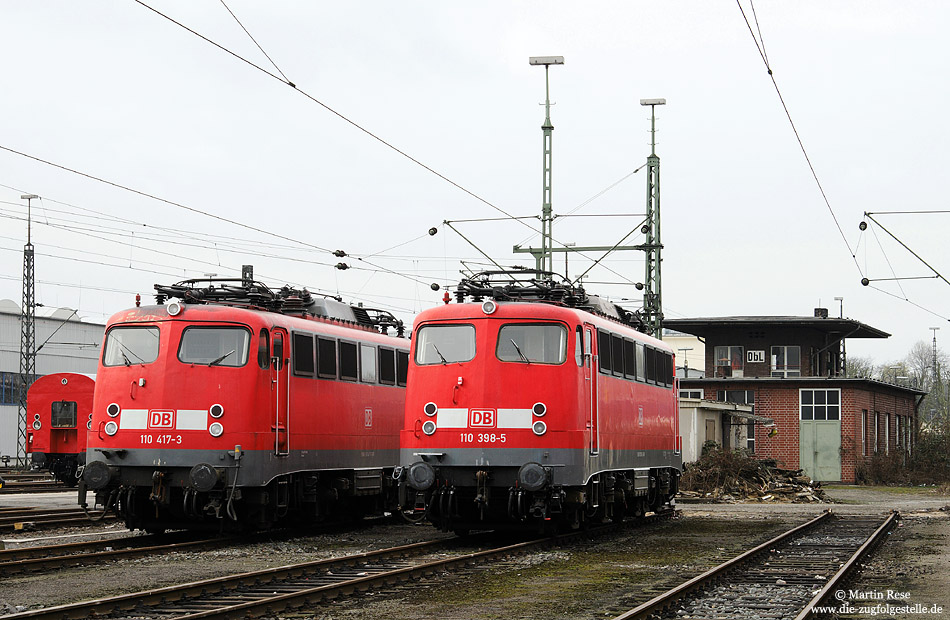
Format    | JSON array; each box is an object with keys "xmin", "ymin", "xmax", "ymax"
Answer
[
  {"xmin": 640, "ymin": 98, "xmax": 665, "ymax": 338},
  {"xmin": 529, "ymin": 55, "xmax": 563, "ymax": 279}
]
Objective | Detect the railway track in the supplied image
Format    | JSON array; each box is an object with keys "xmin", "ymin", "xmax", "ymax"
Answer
[
  {"xmin": 0, "ymin": 531, "xmax": 230, "ymax": 576},
  {"xmin": 0, "ymin": 480, "xmax": 70, "ymax": 494},
  {"xmin": 611, "ymin": 510, "xmax": 898, "ymax": 620},
  {"xmin": 0, "ymin": 507, "xmax": 115, "ymax": 532},
  {"xmin": 3, "ymin": 510, "xmax": 676, "ymax": 619},
  {"xmin": 0, "ymin": 473, "xmax": 69, "ymax": 494}
]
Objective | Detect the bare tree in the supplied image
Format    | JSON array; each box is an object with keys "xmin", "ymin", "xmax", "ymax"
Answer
[{"xmin": 845, "ymin": 355, "xmax": 876, "ymax": 379}]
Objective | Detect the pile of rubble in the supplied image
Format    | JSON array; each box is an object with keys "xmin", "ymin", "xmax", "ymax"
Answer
[{"xmin": 679, "ymin": 450, "xmax": 828, "ymax": 503}]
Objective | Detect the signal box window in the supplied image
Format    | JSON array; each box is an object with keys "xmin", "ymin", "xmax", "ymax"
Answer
[
  {"xmin": 317, "ymin": 337, "xmax": 337, "ymax": 379},
  {"xmin": 800, "ymin": 388, "xmax": 840, "ymax": 421},
  {"xmin": 597, "ymin": 330, "xmax": 611, "ymax": 374},
  {"xmin": 715, "ymin": 345, "xmax": 744, "ymax": 377},
  {"xmin": 103, "ymin": 326, "xmax": 160, "ymax": 367},
  {"xmin": 396, "ymin": 351, "xmax": 409, "ymax": 386},
  {"xmin": 771, "ymin": 345, "xmax": 801, "ymax": 377},
  {"xmin": 339, "ymin": 341, "xmax": 358, "ymax": 381},
  {"xmin": 360, "ymin": 344, "xmax": 377, "ymax": 383},
  {"xmin": 379, "ymin": 348, "xmax": 396, "ymax": 385},
  {"xmin": 415, "ymin": 324, "xmax": 476, "ymax": 365},
  {"xmin": 291, "ymin": 333, "xmax": 315, "ymax": 376},
  {"xmin": 178, "ymin": 327, "xmax": 251, "ymax": 367},
  {"xmin": 496, "ymin": 323, "xmax": 567, "ymax": 364},
  {"xmin": 51, "ymin": 401, "xmax": 78, "ymax": 428}
]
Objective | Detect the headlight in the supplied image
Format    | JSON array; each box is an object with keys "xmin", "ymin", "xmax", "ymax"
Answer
[
  {"xmin": 423, "ymin": 402, "xmax": 437, "ymax": 416},
  {"xmin": 422, "ymin": 420, "xmax": 437, "ymax": 436},
  {"xmin": 209, "ymin": 422, "xmax": 224, "ymax": 437},
  {"xmin": 87, "ymin": 420, "xmax": 92, "ymax": 430},
  {"xmin": 209, "ymin": 403, "xmax": 224, "ymax": 418},
  {"xmin": 104, "ymin": 421, "xmax": 119, "ymax": 436},
  {"xmin": 107, "ymin": 403, "xmax": 120, "ymax": 418},
  {"xmin": 482, "ymin": 299, "xmax": 497, "ymax": 315},
  {"xmin": 532, "ymin": 402, "xmax": 546, "ymax": 416},
  {"xmin": 532, "ymin": 420, "xmax": 547, "ymax": 436},
  {"xmin": 33, "ymin": 413, "xmax": 40, "ymax": 421},
  {"xmin": 32, "ymin": 420, "xmax": 41, "ymax": 430},
  {"xmin": 166, "ymin": 301, "xmax": 182, "ymax": 316}
]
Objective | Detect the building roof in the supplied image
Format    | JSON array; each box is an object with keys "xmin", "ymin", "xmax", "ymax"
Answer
[
  {"xmin": 664, "ymin": 316, "xmax": 889, "ymax": 340},
  {"xmin": 0, "ymin": 299, "xmax": 104, "ymax": 326},
  {"xmin": 678, "ymin": 375, "xmax": 927, "ymax": 396}
]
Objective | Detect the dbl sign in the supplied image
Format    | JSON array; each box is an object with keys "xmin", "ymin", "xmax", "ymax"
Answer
[{"xmin": 747, "ymin": 350, "xmax": 766, "ymax": 363}]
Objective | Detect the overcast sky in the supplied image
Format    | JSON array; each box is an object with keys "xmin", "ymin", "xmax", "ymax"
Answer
[{"xmin": 1, "ymin": 1, "xmax": 947, "ymax": 364}]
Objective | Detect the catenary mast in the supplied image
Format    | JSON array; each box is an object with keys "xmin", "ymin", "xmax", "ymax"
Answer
[{"xmin": 18, "ymin": 194, "xmax": 38, "ymax": 467}]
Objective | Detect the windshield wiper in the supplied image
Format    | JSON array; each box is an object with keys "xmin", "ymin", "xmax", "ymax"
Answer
[
  {"xmin": 510, "ymin": 339, "xmax": 531, "ymax": 364},
  {"xmin": 120, "ymin": 351, "xmax": 131, "ymax": 367},
  {"xmin": 208, "ymin": 350, "xmax": 235, "ymax": 366},
  {"xmin": 430, "ymin": 344, "xmax": 449, "ymax": 365}
]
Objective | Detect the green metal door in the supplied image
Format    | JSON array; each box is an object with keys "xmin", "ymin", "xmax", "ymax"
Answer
[{"xmin": 799, "ymin": 420, "xmax": 841, "ymax": 482}]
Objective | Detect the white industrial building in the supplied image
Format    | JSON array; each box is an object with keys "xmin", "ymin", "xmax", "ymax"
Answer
[{"xmin": 0, "ymin": 300, "xmax": 104, "ymax": 462}]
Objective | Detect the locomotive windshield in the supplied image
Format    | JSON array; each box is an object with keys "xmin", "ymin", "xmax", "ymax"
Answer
[
  {"xmin": 414, "ymin": 324, "xmax": 475, "ymax": 365},
  {"xmin": 496, "ymin": 323, "xmax": 567, "ymax": 364},
  {"xmin": 103, "ymin": 326, "xmax": 161, "ymax": 366},
  {"xmin": 178, "ymin": 327, "xmax": 251, "ymax": 367}
]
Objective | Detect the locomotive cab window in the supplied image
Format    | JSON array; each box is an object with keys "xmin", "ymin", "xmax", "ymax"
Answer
[
  {"xmin": 178, "ymin": 327, "xmax": 251, "ymax": 367},
  {"xmin": 257, "ymin": 329, "xmax": 270, "ymax": 369},
  {"xmin": 496, "ymin": 323, "xmax": 567, "ymax": 364},
  {"xmin": 414, "ymin": 324, "xmax": 476, "ymax": 365},
  {"xmin": 51, "ymin": 401, "xmax": 78, "ymax": 428},
  {"xmin": 103, "ymin": 325, "xmax": 161, "ymax": 367}
]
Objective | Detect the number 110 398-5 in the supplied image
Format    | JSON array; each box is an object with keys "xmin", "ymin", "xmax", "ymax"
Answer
[{"xmin": 459, "ymin": 433, "xmax": 507, "ymax": 444}]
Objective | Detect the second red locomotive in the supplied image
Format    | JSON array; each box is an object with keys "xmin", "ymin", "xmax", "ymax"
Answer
[
  {"xmin": 81, "ymin": 273, "xmax": 409, "ymax": 532},
  {"xmin": 399, "ymin": 272, "xmax": 681, "ymax": 532}
]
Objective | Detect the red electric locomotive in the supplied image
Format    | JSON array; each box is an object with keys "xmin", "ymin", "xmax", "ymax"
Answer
[
  {"xmin": 26, "ymin": 373, "xmax": 95, "ymax": 486},
  {"xmin": 400, "ymin": 271, "xmax": 681, "ymax": 532},
  {"xmin": 81, "ymin": 273, "xmax": 409, "ymax": 532}
]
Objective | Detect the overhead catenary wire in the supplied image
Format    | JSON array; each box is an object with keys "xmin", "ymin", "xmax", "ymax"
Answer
[
  {"xmin": 736, "ymin": 0, "xmax": 949, "ymax": 324},
  {"xmin": 132, "ymin": 1, "xmax": 642, "ymax": 289},
  {"xmin": 736, "ymin": 1, "xmax": 858, "ymax": 267}
]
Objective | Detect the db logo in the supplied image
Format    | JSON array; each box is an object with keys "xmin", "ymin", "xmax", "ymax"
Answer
[
  {"xmin": 469, "ymin": 409, "xmax": 496, "ymax": 428},
  {"xmin": 148, "ymin": 410, "xmax": 175, "ymax": 429}
]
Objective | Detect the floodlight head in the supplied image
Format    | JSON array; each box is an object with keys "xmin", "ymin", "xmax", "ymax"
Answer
[
  {"xmin": 640, "ymin": 98, "xmax": 666, "ymax": 106},
  {"xmin": 529, "ymin": 56, "xmax": 564, "ymax": 66},
  {"xmin": 20, "ymin": 194, "xmax": 38, "ymax": 200}
]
